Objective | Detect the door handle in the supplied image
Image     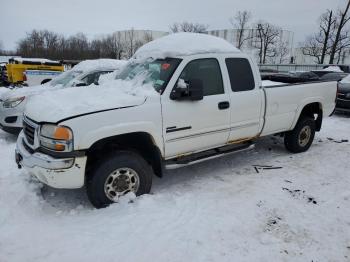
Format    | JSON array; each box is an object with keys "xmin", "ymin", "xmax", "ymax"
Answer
[{"xmin": 218, "ymin": 101, "xmax": 230, "ymax": 110}]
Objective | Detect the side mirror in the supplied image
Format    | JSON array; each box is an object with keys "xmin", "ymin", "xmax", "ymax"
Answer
[
  {"xmin": 75, "ymin": 82, "xmax": 87, "ymax": 87},
  {"xmin": 170, "ymin": 78, "xmax": 204, "ymax": 101}
]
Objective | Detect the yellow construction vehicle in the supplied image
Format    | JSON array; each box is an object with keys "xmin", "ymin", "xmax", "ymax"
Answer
[{"xmin": 6, "ymin": 58, "xmax": 64, "ymax": 86}]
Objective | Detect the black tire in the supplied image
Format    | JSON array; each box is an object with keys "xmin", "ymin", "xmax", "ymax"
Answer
[
  {"xmin": 86, "ymin": 150, "xmax": 153, "ymax": 208},
  {"xmin": 284, "ymin": 117, "xmax": 316, "ymax": 153}
]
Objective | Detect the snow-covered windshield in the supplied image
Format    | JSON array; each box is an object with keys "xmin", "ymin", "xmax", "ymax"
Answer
[
  {"xmin": 116, "ymin": 58, "xmax": 181, "ymax": 93},
  {"xmin": 50, "ymin": 70, "xmax": 83, "ymax": 87}
]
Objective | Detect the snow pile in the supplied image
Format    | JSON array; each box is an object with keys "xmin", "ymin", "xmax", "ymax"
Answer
[
  {"xmin": 340, "ymin": 74, "xmax": 350, "ymax": 84},
  {"xmin": 0, "ymin": 116, "xmax": 350, "ymax": 262},
  {"xmin": 98, "ymin": 65, "xmax": 127, "ymax": 85},
  {"xmin": 321, "ymin": 66, "xmax": 344, "ymax": 72},
  {"xmin": 0, "ymin": 83, "xmax": 56, "ymax": 101},
  {"xmin": 73, "ymin": 59, "xmax": 127, "ymax": 72},
  {"xmin": 11, "ymin": 57, "xmax": 60, "ymax": 64},
  {"xmin": 133, "ymin": 32, "xmax": 240, "ymax": 59},
  {"xmin": 262, "ymin": 80, "xmax": 284, "ymax": 87},
  {"xmin": 25, "ymin": 79, "xmax": 157, "ymax": 122}
]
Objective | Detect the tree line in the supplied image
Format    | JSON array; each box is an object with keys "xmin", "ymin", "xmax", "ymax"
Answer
[
  {"xmin": 0, "ymin": 0, "xmax": 349, "ymax": 64},
  {"xmin": 301, "ymin": 0, "xmax": 350, "ymax": 64},
  {"xmin": 0, "ymin": 29, "xmax": 154, "ymax": 61}
]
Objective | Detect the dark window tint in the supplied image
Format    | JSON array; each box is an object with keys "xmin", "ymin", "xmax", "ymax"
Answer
[
  {"xmin": 225, "ymin": 58, "xmax": 255, "ymax": 92},
  {"xmin": 82, "ymin": 71, "xmax": 111, "ymax": 85},
  {"xmin": 179, "ymin": 58, "xmax": 224, "ymax": 96}
]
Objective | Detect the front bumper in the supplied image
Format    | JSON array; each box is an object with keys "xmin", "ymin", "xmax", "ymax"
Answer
[{"xmin": 15, "ymin": 132, "xmax": 86, "ymax": 189}]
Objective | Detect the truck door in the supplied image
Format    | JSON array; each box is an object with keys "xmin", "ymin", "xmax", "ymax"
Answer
[
  {"xmin": 162, "ymin": 58, "xmax": 231, "ymax": 158},
  {"xmin": 224, "ymin": 57, "xmax": 264, "ymax": 142}
]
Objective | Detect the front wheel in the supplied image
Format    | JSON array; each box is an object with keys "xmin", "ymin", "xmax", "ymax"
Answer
[
  {"xmin": 284, "ymin": 117, "xmax": 316, "ymax": 153},
  {"xmin": 86, "ymin": 151, "xmax": 153, "ymax": 208}
]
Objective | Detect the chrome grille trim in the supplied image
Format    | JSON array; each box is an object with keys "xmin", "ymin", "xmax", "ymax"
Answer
[{"xmin": 23, "ymin": 115, "xmax": 39, "ymax": 149}]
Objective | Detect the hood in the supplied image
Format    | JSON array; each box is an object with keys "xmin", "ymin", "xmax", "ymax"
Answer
[{"xmin": 25, "ymin": 79, "xmax": 157, "ymax": 123}]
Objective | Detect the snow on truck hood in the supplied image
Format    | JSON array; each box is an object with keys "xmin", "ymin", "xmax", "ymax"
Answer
[
  {"xmin": 24, "ymin": 79, "xmax": 156, "ymax": 123},
  {"xmin": 0, "ymin": 83, "xmax": 56, "ymax": 101},
  {"xmin": 133, "ymin": 32, "xmax": 240, "ymax": 59}
]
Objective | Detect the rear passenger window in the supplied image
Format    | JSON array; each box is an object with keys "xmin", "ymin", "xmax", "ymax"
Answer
[
  {"xmin": 179, "ymin": 58, "xmax": 224, "ymax": 96},
  {"xmin": 225, "ymin": 58, "xmax": 255, "ymax": 92}
]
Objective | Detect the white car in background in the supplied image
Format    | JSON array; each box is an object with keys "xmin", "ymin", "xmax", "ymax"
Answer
[{"xmin": 0, "ymin": 59, "xmax": 127, "ymax": 134}]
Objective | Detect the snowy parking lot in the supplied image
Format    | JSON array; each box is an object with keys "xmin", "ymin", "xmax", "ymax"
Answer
[{"xmin": 0, "ymin": 114, "xmax": 349, "ymax": 262}]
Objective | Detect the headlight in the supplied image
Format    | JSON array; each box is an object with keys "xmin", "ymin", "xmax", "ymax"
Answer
[
  {"xmin": 3, "ymin": 96, "xmax": 25, "ymax": 108},
  {"xmin": 39, "ymin": 124, "xmax": 73, "ymax": 152}
]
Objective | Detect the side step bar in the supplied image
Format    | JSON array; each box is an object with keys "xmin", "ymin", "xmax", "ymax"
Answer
[{"xmin": 165, "ymin": 142, "xmax": 255, "ymax": 169}]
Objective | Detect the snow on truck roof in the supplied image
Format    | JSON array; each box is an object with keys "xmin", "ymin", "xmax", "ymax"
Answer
[{"xmin": 133, "ymin": 32, "xmax": 240, "ymax": 59}]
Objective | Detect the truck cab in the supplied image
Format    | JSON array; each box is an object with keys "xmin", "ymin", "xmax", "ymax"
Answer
[{"xmin": 15, "ymin": 33, "xmax": 337, "ymax": 208}]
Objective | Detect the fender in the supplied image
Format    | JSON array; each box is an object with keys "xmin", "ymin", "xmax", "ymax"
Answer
[
  {"xmin": 290, "ymin": 97, "xmax": 324, "ymax": 130},
  {"xmin": 78, "ymin": 122, "xmax": 163, "ymax": 153},
  {"xmin": 60, "ymin": 101, "xmax": 164, "ymax": 156}
]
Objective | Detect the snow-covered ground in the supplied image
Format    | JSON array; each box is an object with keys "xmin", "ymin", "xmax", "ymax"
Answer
[{"xmin": 1, "ymin": 115, "xmax": 350, "ymax": 262}]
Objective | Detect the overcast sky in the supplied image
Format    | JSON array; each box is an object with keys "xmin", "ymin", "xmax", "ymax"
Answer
[{"xmin": 0, "ymin": 0, "xmax": 346, "ymax": 50}]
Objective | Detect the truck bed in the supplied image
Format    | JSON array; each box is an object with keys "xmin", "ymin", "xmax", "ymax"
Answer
[{"xmin": 261, "ymin": 80, "xmax": 337, "ymax": 136}]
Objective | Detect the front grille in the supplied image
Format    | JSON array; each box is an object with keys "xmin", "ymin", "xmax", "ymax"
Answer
[
  {"xmin": 23, "ymin": 120, "xmax": 35, "ymax": 145},
  {"xmin": 22, "ymin": 138, "xmax": 35, "ymax": 154}
]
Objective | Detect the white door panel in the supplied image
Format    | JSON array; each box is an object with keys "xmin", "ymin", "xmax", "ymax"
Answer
[
  {"xmin": 162, "ymin": 94, "xmax": 230, "ymax": 158},
  {"xmin": 228, "ymin": 89, "xmax": 263, "ymax": 141}
]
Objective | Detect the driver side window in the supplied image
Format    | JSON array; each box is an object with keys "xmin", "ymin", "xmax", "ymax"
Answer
[
  {"xmin": 81, "ymin": 72, "xmax": 97, "ymax": 85},
  {"xmin": 178, "ymin": 58, "xmax": 224, "ymax": 96}
]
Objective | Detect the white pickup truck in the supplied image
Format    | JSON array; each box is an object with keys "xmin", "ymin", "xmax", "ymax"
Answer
[{"xmin": 15, "ymin": 33, "xmax": 337, "ymax": 208}]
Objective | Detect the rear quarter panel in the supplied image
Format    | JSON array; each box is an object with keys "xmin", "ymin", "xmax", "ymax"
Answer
[{"xmin": 261, "ymin": 81, "xmax": 337, "ymax": 136}]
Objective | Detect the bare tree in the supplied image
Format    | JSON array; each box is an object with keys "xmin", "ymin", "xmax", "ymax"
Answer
[
  {"xmin": 301, "ymin": 36, "xmax": 323, "ymax": 63},
  {"xmin": 170, "ymin": 22, "xmax": 208, "ymax": 33},
  {"xmin": 276, "ymin": 39, "xmax": 290, "ymax": 64},
  {"xmin": 329, "ymin": 0, "xmax": 350, "ymax": 63},
  {"xmin": 143, "ymin": 31, "xmax": 154, "ymax": 43},
  {"xmin": 106, "ymin": 32, "xmax": 125, "ymax": 59},
  {"xmin": 125, "ymin": 28, "xmax": 136, "ymax": 58},
  {"xmin": 319, "ymin": 10, "xmax": 336, "ymax": 63},
  {"xmin": 300, "ymin": 10, "xmax": 336, "ymax": 64},
  {"xmin": 331, "ymin": 29, "xmax": 350, "ymax": 63},
  {"xmin": 15, "ymin": 28, "xmax": 154, "ymax": 60},
  {"xmin": 255, "ymin": 22, "xmax": 280, "ymax": 64},
  {"xmin": 229, "ymin": 10, "xmax": 252, "ymax": 49},
  {"xmin": 0, "ymin": 40, "xmax": 3, "ymax": 52}
]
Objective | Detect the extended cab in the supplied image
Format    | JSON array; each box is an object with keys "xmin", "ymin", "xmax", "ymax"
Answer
[{"xmin": 15, "ymin": 33, "xmax": 337, "ymax": 208}]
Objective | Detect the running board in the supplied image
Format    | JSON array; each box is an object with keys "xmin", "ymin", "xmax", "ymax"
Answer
[{"xmin": 165, "ymin": 142, "xmax": 255, "ymax": 169}]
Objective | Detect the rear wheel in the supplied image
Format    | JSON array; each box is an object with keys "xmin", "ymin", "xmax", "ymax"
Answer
[
  {"xmin": 284, "ymin": 117, "xmax": 316, "ymax": 153},
  {"xmin": 86, "ymin": 151, "xmax": 153, "ymax": 208}
]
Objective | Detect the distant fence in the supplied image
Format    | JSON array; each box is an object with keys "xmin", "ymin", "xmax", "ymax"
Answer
[{"xmin": 259, "ymin": 64, "xmax": 350, "ymax": 73}]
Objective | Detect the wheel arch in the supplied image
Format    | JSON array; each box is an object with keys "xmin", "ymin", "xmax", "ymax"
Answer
[
  {"xmin": 292, "ymin": 101, "xmax": 323, "ymax": 131},
  {"xmin": 85, "ymin": 132, "xmax": 163, "ymax": 178}
]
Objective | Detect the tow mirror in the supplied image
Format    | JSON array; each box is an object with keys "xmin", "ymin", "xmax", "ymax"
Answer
[
  {"xmin": 170, "ymin": 78, "xmax": 204, "ymax": 101},
  {"xmin": 75, "ymin": 82, "xmax": 87, "ymax": 87}
]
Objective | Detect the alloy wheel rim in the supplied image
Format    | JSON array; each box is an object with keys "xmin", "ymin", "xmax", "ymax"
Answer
[
  {"xmin": 298, "ymin": 126, "xmax": 311, "ymax": 147},
  {"xmin": 104, "ymin": 167, "xmax": 140, "ymax": 202}
]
